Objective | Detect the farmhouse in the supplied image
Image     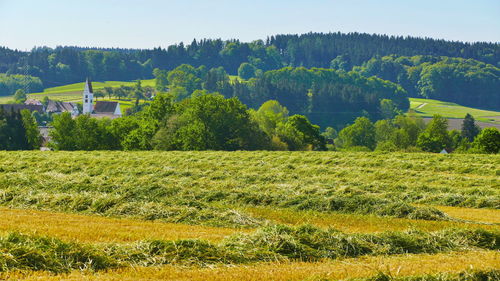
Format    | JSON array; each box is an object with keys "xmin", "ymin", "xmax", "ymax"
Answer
[
  {"xmin": 46, "ymin": 100, "xmax": 79, "ymax": 116},
  {"xmin": 24, "ymin": 99, "xmax": 43, "ymax": 106},
  {"xmin": 0, "ymin": 104, "xmax": 43, "ymax": 113}
]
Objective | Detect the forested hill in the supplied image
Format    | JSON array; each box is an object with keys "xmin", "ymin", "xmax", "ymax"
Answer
[
  {"xmin": 1, "ymin": 32, "xmax": 499, "ymax": 86},
  {"xmin": 1, "ymin": 32, "xmax": 499, "ymax": 112},
  {"xmin": 269, "ymin": 32, "xmax": 499, "ymax": 68}
]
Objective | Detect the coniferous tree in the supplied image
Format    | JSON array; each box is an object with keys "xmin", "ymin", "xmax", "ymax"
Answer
[{"xmin": 461, "ymin": 114, "xmax": 481, "ymax": 142}]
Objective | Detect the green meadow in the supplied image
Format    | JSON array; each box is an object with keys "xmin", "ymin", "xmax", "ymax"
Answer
[
  {"xmin": 0, "ymin": 79, "xmax": 155, "ymax": 110},
  {"xmin": 410, "ymin": 97, "xmax": 500, "ymax": 124}
]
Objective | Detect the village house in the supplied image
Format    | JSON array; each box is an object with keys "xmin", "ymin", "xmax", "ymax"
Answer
[
  {"xmin": 46, "ymin": 100, "xmax": 79, "ymax": 116},
  {"xmin": 0, "ymin": 103, "xmax": 43, "ymax": 113},
  {"xmin": 24, "ymin": 99, "xmax": 43, "ymax": 106}
]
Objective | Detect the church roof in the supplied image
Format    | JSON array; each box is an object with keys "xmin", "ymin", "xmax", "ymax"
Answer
[{"xmin": 94, "ymin": 101, "xmax": 119, "ymax": 113}]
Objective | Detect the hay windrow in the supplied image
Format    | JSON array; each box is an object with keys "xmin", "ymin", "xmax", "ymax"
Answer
[{"xmin": 0, "ymin": 225, "xmax": 497, "ymax": 273}]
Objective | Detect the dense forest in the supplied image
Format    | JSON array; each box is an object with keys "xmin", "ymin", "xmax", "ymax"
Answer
[
  {"xmin": 354, "ymin": 55, "xmax": 500, "ymax": 109},
  {"xmin": 3, "ymin": 91, "xmax": 498, "ymax": 154},
  {"xmin": 1, "ymin": 32, "xmax": 499, "ymax": 109},
  {"xmin": 151, "ymin": 64, "xmax": 408, "ymax": 128}
]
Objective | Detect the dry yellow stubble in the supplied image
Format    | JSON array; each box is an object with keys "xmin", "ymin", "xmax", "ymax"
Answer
[{"xmin": 0, "ymin": 208, "xmax": 244, "ymax": 243}]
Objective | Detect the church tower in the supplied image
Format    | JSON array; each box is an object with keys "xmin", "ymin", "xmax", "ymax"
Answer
[{"xmin": 82, "ymin": 78, "xmax": 94, "ymax": 114}]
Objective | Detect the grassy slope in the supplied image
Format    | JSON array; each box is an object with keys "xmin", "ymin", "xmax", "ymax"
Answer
[
  {"xmin": 0, "ymin": 79, "xmax": 155, "ymax": 110},
  {"xmin": 29, "ymin": 79, "xmax": 155, "ymax": 96},
  {"xmin": 409, "ymin": 98, "xmax": 500, "ymax": 124}
]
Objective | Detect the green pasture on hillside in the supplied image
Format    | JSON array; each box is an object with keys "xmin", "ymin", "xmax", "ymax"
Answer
[
  {"xmin": 0, "ymin": 79, "xmax": 155, "ymax": 110},
  {"xmin": 410, "ymin": 98, "xmax": 500, "ymax": 124}
]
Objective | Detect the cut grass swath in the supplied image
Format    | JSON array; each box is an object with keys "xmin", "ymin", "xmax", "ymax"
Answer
[{"xmin": 4, "ymin": 251, "xmax": 498, "ymax": 281}]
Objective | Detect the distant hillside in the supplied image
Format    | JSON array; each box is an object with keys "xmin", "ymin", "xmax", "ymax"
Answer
[
  {"xmin": 1, "ymin": 32, "xmax": 498, "ymax": 88},
  {"xmin": 1, "ymin": 32, "xmax": 498, "ymax": 122},
  {"xmin": 410, "ymin": 98, "xmax": 500, "ymax": 129},
  {"xmin": 0, "ymin": 79, "xmax": 155, "ymax": 111}
]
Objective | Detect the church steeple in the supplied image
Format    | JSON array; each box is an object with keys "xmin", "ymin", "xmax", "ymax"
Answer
[
  {"xmin": 82, "ymin": 78, "xmax": 94, "ymax": 114},
  {"xmin": 84, "ymin": 78, "xmax": 93, "ymax": 93}
]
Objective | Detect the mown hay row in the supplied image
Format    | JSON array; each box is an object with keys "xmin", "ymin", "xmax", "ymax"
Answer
[
  {"xmin": 1, "ymin": 152, "xmax": 498, "ymax": 225},
  {"xmin": 358, "ymin": 269, "xmax": 500, "ymax": 281},
  {"xmin": 3, "ymin": 251, "xmax": 498, "ymax": 281},
  {"xmin": 1, "ymin": 207, "xmax": 496, "ymax": 246},
  {"xmin": 0, "ymin": 225, "xmax": 498, "ymax": 273}
]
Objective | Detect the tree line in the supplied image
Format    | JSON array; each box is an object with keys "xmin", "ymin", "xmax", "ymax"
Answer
[
  {"xmin": 334, "ymin": 113, "xmax": 499, "ymax": 154},
  {"xmin": 270, "ymin": 32, "xmax": 499, "ymax": 69},
  {"xmin": 1, "ymin": 32, "xmax": 498, "ymax": 89},
  {"xmin": 0, "ymin": 74, "xmax": 43, "ymax": 96},
  {"xmin": 48, "ymin": 94, "xmax": 325, "ymax": 151},
  {"xmin": 153, "ymin": 64, "xmax": 409, "ymax": 128},
  {"xmin": 354, "ymin": 55, "xmax": 500, "ymax": 109},
  {"xmin": 1, "ymin": 94, "xmax": 498, "ymax": 154}
]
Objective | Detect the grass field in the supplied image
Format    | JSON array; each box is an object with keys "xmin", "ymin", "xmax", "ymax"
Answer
[
  {"xmin": 0, "ymin": 151, "xmax": 498, "ymax": 280},
  {"xmin": 409, "ymin": 97, "xmax": 500, "ymax": 124}
]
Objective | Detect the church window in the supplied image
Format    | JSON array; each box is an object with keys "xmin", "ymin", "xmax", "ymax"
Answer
[{"xmin": 85, "ymin": 99, "xmax": 88, "ymax": 103}]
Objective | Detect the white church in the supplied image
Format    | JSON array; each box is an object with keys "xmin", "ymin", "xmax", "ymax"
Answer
[{"xmin": 82, "ymin": 78, "xmax": 122, "ymax": 118}]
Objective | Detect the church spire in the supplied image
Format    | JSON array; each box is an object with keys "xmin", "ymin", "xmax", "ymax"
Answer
[
  {"xmin": 84, "ymin": 78, "xmax": 93, "ymax": 94},
  {"xmin": 82, "ymin": 78, "xmax": 94, "ymax": 114}
]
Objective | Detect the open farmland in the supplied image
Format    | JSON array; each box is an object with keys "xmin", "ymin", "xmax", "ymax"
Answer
[
  {"xmin": 410, "ymin": 97, "xmax": 500, "ymax": 126},
  {"xmin": 0, "ymin": 79, "xmax": 155, "ymax": 111},
  {"xmin": 0, "ymin": 151, "xmax": 498, "ymax": 280}
]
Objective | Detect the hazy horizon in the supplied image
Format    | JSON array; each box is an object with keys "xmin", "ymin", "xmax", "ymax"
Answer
[{"xmin": 1, "ymin": 0, "xmax": 499, "ymax": 51}]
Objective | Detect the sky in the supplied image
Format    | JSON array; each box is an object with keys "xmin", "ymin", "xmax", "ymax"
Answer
[{"xmin": 0, "ymin": 0, "xmax": 499, "ymax": 51}]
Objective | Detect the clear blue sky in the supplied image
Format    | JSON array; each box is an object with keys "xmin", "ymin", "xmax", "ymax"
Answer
[{"xmin": 1, "ymin": 0, "xmax": 499, "ymax": 50}]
